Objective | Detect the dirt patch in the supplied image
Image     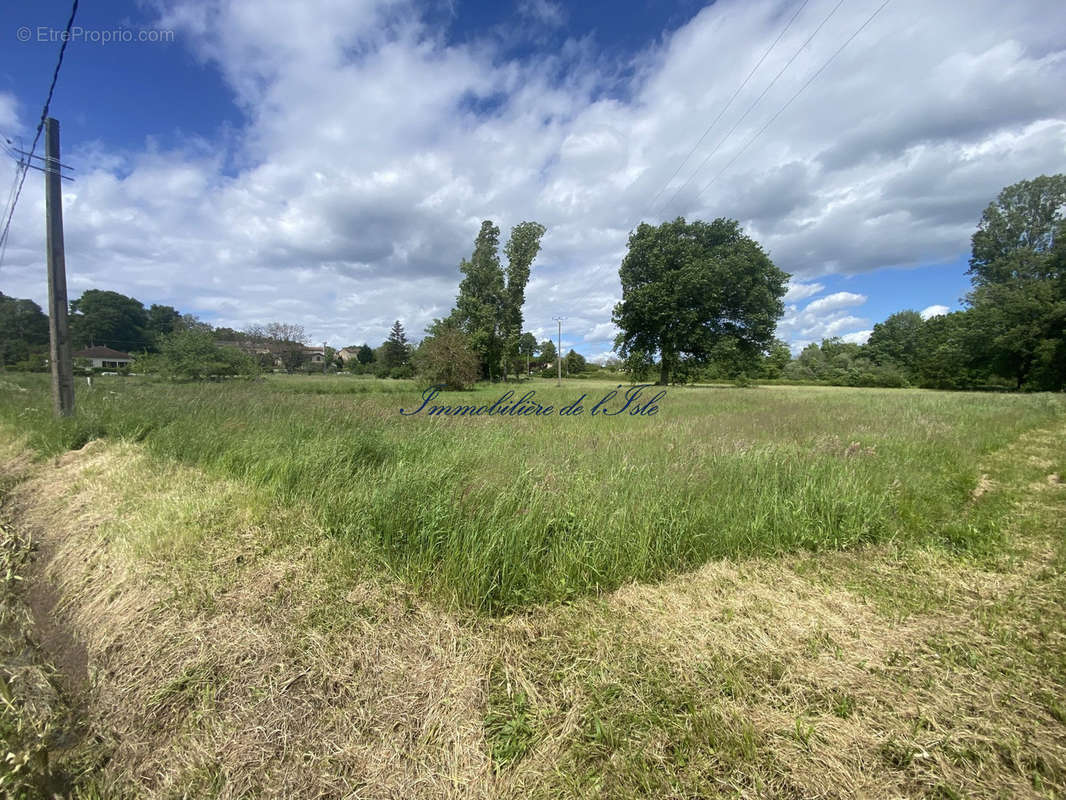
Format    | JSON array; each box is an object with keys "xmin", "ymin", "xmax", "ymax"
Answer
[
  {"xmin": 21, "ymin": 536, "xmax": 90, "ymax": 698},
  {"xmin": 972, "ymin": 471, "xmax": 995, "ymax": 499}
]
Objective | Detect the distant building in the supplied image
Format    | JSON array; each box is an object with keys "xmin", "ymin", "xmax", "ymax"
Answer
[
  {"xmin": 72, "ymin": 346, "xmax": 133, "ymax": 369},
  {"xmin": 337, "ymin": 347, "xmax": 360, "ymax": 363}
]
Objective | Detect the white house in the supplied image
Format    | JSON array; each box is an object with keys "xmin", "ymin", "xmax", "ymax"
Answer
[{"xmin": 72, "ymin": 346, "xmax": 134, "ymax": 369}]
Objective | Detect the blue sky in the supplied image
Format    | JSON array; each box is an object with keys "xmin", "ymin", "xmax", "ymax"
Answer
[{"xmin": 1, "ymin": 0, "xmax": 1064, "ymax": 356}]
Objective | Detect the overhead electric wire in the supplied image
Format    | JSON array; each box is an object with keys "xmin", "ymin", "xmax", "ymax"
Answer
[
  {"xmin": 0, "ymin": 140, "xmax": 26, "ymax": 270},
  {"xmin": 657, "ymin": 0, "xmax": 847, "ymax": 216},
  {"xmin": 694, "ymin": 0, "xmax": 892, "ymax": 204},
  {"xmin": 643, "ymin": 0, "xmax": 812, "ymax": 216},
  {"xmin": 0, "ymin": 0, "xmax": 80, "ymax": 270}
]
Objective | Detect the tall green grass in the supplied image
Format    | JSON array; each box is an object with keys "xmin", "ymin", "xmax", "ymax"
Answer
[{"xmin": 1, "ymin": 374, "xmax": 1062, "ymax": 611}]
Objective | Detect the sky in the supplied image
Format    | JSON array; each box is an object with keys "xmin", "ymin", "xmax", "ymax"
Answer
[{"xmin": 1, "ymin": 0, "xmax": 1064, "ymax": 359}]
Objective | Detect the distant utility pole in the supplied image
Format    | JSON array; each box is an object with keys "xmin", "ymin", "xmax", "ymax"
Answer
[
  {"xmin": 45, "ymin": 118, "xmax": 74, "ymax": 417},
  {"xmin": 553, "ymin": 316, "xmax": 565, "ymax": 386}
]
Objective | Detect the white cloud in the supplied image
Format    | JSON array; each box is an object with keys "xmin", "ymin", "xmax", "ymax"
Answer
[
  {"xmin": 783, "ymin": 281, "xmax": 824, "ymax": 303},
  {"xmin": 0, "ymin": 92, "xmax": 18, "ymax": 130},
  {"xmin": 920, "ymin": 304, "xmax": 950, "ymax": 320},
  {"xmin": 518, "ymin": 0, "xmax": 566, "ymax": 28},
  {"xmin": 803, "ymin": 291, "xmax": 867, "ymax": 315},
  {"xmin": 585, "ymin": 322, "xmax": 618, "ymax": 341},
  {"xmin": 841, "ymin": 329, "xmax": 872, "ymax": 344},
  {"xmin": 1, "ymin": 0, "xmax": 1064, "ymax": 353}
]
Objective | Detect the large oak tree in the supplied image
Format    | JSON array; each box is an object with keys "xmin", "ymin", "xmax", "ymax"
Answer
[{"xmin": 612, "ymin": 217, "xmax": 788, "ymax": 385}]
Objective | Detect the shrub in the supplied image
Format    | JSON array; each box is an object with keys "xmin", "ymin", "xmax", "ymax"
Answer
[
  {"xmin": 414, "ymin": 329, "xmax": 479, "ymax": 390},
  {"xmin": 145, "ymin": 329, "xmax": 258, "ymax": 380}
]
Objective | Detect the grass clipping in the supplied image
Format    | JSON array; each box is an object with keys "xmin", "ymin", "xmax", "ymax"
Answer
[{"xmin": 1, "ymin": 419, "xmax": 1065, "ymax": 798}]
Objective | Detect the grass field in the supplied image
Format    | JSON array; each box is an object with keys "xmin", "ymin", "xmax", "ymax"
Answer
[
  {"xmin": 1, "ymin": 373, "xmax": 1063, "ymax": 612},
  {"xmin": 1, "ymin": 374, "xmax": 1065, "ymax": 797}
]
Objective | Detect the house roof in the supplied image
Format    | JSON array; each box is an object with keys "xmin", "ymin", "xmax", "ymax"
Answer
[{"xmin": 73, "ymin": 346, "xmax": 132, "ymax": 359}]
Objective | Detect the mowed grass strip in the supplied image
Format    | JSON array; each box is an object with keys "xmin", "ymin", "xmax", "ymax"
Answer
[{"xmin": 1, "ymin": 374, "xmax": 1063, "ymax": 611}]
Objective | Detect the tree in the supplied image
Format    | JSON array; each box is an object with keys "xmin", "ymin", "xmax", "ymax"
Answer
[
  {"xmin": 913, "ymin": 311, "xmax": 992, "ymax": 389},
  {"xmin": 69, "ymin": 289, "xmax": 149, "ymax": 350},
  {"xmin": 383, "ymin": 320, "xmax": 410, "ymax": 368},
  {"xmin": 145, "ymin": 329, "xmax": 257, "ymax": 380},
  {"xmin": 515, "ymin": 332, "xmax": 539, "ymax": 375},
  {"xmin": 146, "ymin": 304, "xmax": 182, "ymax": 348},
  {"xmin": 0, "ymin": 292, "xmax": 49, "ymax": 367},
  {"xmin": 414, "ymin": 327, "xmax": 480, "ymax": 390},
  {"xmin": 501, "ymin": 222, "xmax": 547, "ymax": 378},
  {"xmin": 967, "ymin": 279, "xmax": 1065, "ymax": 390},
  {"xmin": 451, "ymin": 221, "xmax": 505, "ymax": 379},
  {"xmin": 565, "ymin": 349, "xmax": 587, "ymax": 374},
  {"xmin": 245, "ymin": 322, "xmax": 308, "ymax": 372},
  {"xmin": 449, "ymin": 219, "xmax": 546, "ymax": 380},
  {"xmin": 538, "ymin": 338, "xmax": 557, "ymax": 369},
  {"xmin": 968, "ymin": 174, "xmax": 1066, "ymax": 287},
  {"xmin": 613, "ymin": 217, "xmax": 788, "ymax": 385},
  {"xmin": 357, "ymin": 343, "xmax": 374, "ymax": 364},
  {"xmin": 177, "ymin": 313, "xmax": 213, "ymax": 334},
  {"xmin": 964, "ymin": 175, "xmax": 1066, "ymax": 390},
  {"xmin": 865, "ymin": 310, "xmax": 924, "ymax": 379},
  {"xmin": 761, "ymin": 339, "xmax": 792, "ymax": 379}
]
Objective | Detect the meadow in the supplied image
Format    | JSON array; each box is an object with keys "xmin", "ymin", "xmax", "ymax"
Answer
[{"xmin": 2, "ymin": 372, "xmax": 1063, "ymax": 612}]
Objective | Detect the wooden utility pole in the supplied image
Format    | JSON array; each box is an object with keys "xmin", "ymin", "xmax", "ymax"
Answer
[
  {"xmin": 553, "ymin": 316, "xmax": 564, "ymax": 386},
  {"xmin": 45, "ymin": 117, "xmax": 74, "ymax": 417}
]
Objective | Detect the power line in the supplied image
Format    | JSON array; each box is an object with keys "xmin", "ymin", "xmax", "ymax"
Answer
[
  {"xmin": 658, "ymin": 0, "xmax": 847, "ymax": 217},
  {"xmin": 0, "ymin": 0, "xmax": 80, "ymax": 270},
  {"xmin": 644, "ymin": 0, "xmax": 811, "ymax": 217},
  {"xmin": 695, "ymin": 0, "xmax": 892, "ymax": 204}
]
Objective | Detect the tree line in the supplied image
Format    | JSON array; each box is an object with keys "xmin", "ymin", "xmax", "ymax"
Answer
[
  {"xmin": 609, "ymin": 174, "xmax": 1065, "ymax": 392},
  {"xmin": 2, "ymin": 174, "xmax": 1061, "ymax": 390}
]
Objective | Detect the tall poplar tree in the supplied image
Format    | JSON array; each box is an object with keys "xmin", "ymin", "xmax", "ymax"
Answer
[{"xmin": 449, "ymin": 219, "xmax": 546, "ymax": 380}]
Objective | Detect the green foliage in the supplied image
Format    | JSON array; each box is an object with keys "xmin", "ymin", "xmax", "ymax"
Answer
[
  {"xmin": 414, "ymin": 327, "xmax": 481, "ymax": 390},
  {"xmin": 143, "ymin": 329, "xmax": 258, "ymax": 380},
  {"xmin": 866, "ymin": 310, "xmax": 925, "ymax": 379},
  {"xmin": 761, "ymin": 339, "xmax": 792, "ymax": 379},
  {"xmin": 357, "ymin": 344, "xmax": 374, "ymax": 364},
  {"xmin": 913, "ymin": 312, "xmax": 990, "ymax": 389},
  {"xmin": 968, "ymin": 174, "xmax": 1066, "ymax": 287},
  {"xmin": 449, "ymin": 220, "xmax": 546, "ymax": 380},
  {"xmin": 784, "ymin": 338, "xmax": 910, "ymax": 387},
  {"xmin": 967, "ymin": 278, "xmax": 1065, "ymax": 390},
  {"xmin": 538, "ymin": 338, "xmax": 557, "ymax": 369},
  {"xmin": 501, "ymin": 223, "xmax": 547, "ymax": 377},
  {"xmin": 69, "ymin": 289, "xmax": 149, "ymax": 351},
  {"xmin": 565, "ymin": 349, "xmax": 587, "ymax": 374},
  {"xmin": 613, "ymin": 217, "xmax": 788, "ymax": 385},
  {"xmin": 962, "ymin": 174, "xmax": 1066, "ymax": 390},
  {"xmin": 0, "ymin": 293, "xmax": 49, "ymax": 367},
  {"xmin": 146, "ymin": 304, "xmax": 182, "ymax": 347},
  {"xmin": 382, "ymin": 321, "xmax": 411, "ymax": 368}
]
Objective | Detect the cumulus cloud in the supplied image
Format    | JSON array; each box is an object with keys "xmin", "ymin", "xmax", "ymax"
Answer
[
  {"xmin": 783, "ymin": 281, "xmax": 824, "ymax": 303},
  {"xmin": 803, "ymin": 291, "xmax": 866, "ymax": 315},
  {"xmin": 920, "ymin": 304, "xmax": 950, "ymax": 320},
  {"xmin": 1, "ymin": 0, "xmax": 1063, "ymax": 355},
  {"xmin": 841, "ymin": 329, "xmax": 872, "ymax": 344}
]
